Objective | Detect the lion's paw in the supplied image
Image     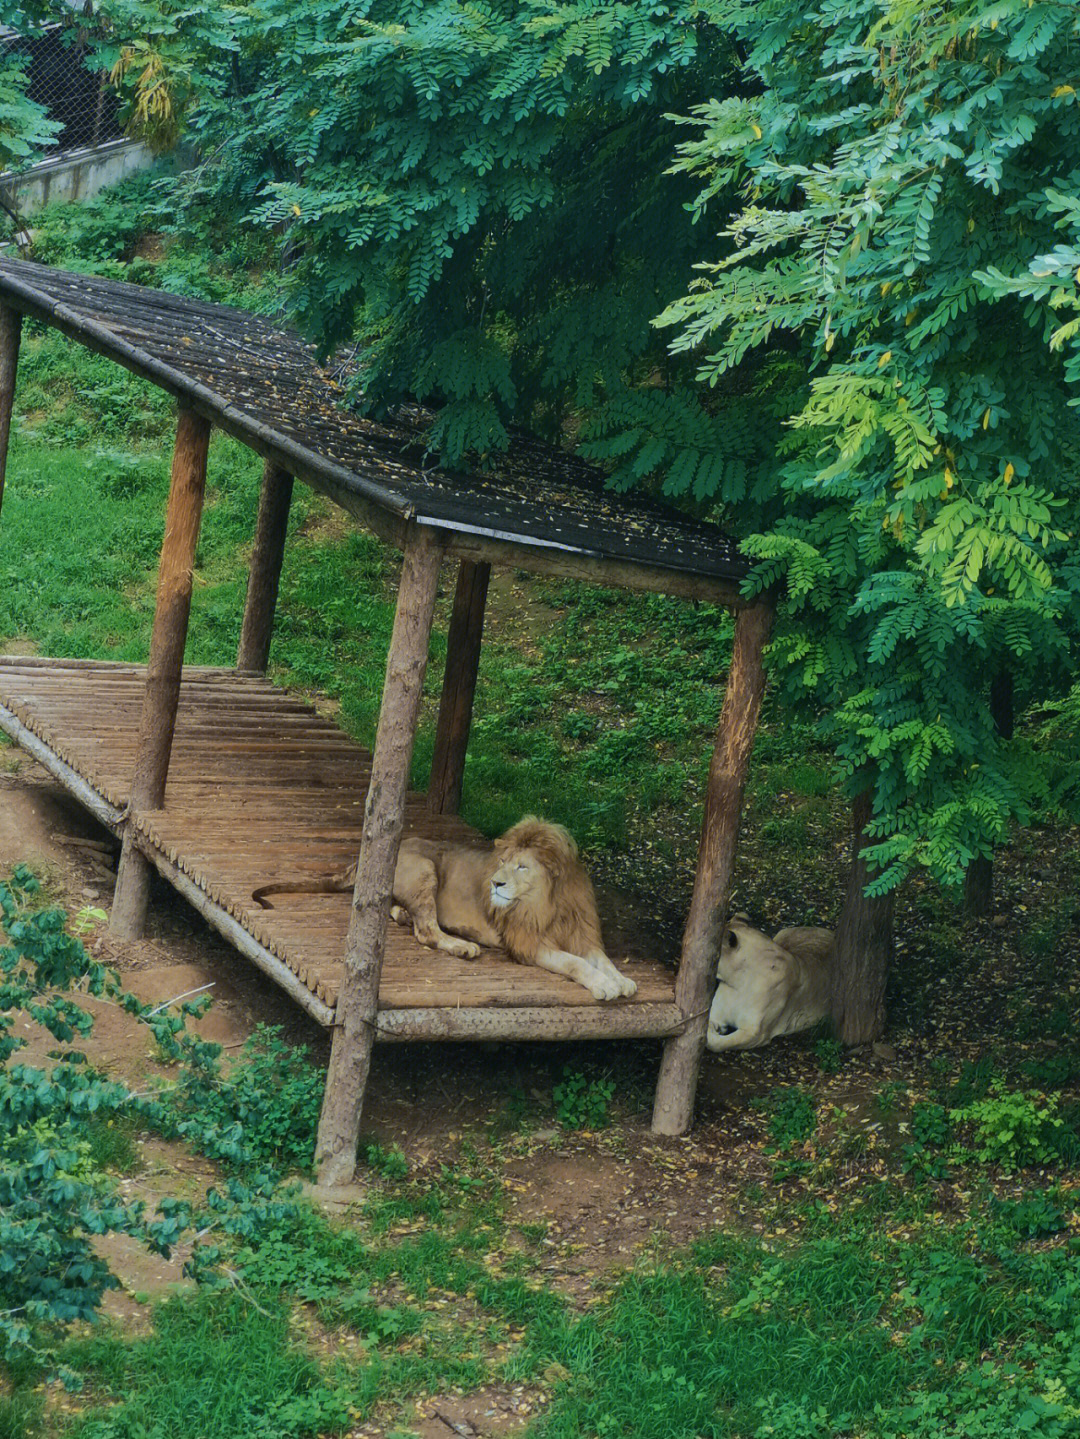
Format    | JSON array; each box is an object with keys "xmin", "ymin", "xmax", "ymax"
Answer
[
  {"xmin": 390, "ymin": 905, "xmax": 411, "ymax": 926},
  {"xmin": 586, "ymin": 971, "xmax": 624, "ymax": 1001},
  {"xmin": 616, "ymin": 973, "xmax": 637, "ymax": 998},
  {"xmin": 446, "ymin": 938, "xmax": 481, "ymax": 960}
]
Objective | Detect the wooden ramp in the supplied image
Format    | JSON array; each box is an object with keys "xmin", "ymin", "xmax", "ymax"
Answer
[{"xmin": 0, "ymin": 657, "xmax": 682, "ymax": 1040}]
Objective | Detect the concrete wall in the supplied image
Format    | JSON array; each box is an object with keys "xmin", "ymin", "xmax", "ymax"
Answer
[{"xmin": 0, "ymin": 138, "xmax": 152, "ymax": 219}]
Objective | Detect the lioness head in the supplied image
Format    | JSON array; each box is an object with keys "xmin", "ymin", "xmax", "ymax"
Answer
[
  {"xmin": 489, "ymin": 816, "xmax": 576, "ymax": 915},
  {"xmin": 708, "ymin": 918, "xmax": 793, "ymax": 1047}
]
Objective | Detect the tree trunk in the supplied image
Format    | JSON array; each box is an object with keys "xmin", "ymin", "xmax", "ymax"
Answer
[
  {"xmin": 111, "ymin": 408, "xmax": 210, "ymax": 939},
  {"xmin": 0, "ymin": 304, "xmax": 23, "ymax": 522},
  {"xmin": 962, "ymin": 670, "xmax": 1014, "ymax": 919},
  {"xmin": 428, "ymin": 559, "xmax": 490, "ymax": 815},
  {"xmin": 651, "ymin": 598, "xmax": 774, "ymax": 1135},
  {"xmin": 237, "ymin": 460, "xmax": 293, "ymax": 672},
  {"xmin": 831, "ymin": 789, "xmax": 893, "ymax": 1045},
  {"xmin": 315, "ymin": 525, "xmax": 445, "ymax": 1187}
]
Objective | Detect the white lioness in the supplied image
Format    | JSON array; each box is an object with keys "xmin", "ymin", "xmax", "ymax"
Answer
[
  {"xmin": 706, "ymin": 919, "xmax": 834, "ymax": 1051},
  {"xmin": 390, "ymin": 817, "xmax": 637, "ymax": 1002}
]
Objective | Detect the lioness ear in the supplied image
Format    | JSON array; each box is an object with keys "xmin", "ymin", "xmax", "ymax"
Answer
[{"xmin": 727, "ymin": 930, "xmax": 739, "ymax": 949}]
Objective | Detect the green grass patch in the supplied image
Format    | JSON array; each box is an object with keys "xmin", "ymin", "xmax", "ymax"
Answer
[{"xmin": 65, "ymin": 1291, "xmax": 351, "ymax": 1439}]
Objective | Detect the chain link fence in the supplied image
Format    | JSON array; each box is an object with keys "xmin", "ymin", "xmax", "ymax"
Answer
[{"xmin": 2, "ymin": 19, "xmax": 123, "ymax": 158}]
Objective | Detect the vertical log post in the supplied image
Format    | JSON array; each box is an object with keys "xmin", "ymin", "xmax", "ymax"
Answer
[
  {"xmin": 111, "ymin": 408, "xmax": 211, "ymax": 939},
  {"xmin": 0, "ymin": 304, "xmax": 23, "ymax": 522},
  {"xmin": 651, "ymin": 598, "xmax": 774, "ymax": 1136},
  {"xmin": 831, "ymin": 788, "xmax": 894, "ymax": 1044},
  {"xmin": 237, "ymin": 460, "xmax": 294, "ymax": 672},
  {"xmin": 315, "ymin": 525, "xmax": 445, "ymax": 1187},
  {"xmin": 428, "ymin": 559, "xmax": 490, "ymax": 815}
]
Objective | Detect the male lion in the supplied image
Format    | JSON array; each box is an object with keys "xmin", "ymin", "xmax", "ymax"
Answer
[
  {"xmin": 706, "ymin": 919, "xmax": 834, "ymax": 1051},
  {"xmin": 389, "ymin": 817, "xmax": 637, "ymax": 1001},
  {"xmin": 252, "ymin": 816, "xmax": 637, "ymax": 1002}
]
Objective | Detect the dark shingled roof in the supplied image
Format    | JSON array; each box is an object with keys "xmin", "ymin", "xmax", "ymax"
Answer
[{"xmin": 0, "ymin": 257, "xmax": 748, "ymax": 588}]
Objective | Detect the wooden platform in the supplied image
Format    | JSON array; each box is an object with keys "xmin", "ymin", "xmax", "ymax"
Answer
[{"xmin": 0, "ymin": 657, "xmax": 682, "ymax": 1040}]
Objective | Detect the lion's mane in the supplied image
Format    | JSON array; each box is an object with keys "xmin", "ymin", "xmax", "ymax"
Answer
[{"xmin": 491, "ymin": 816, "xmax": 605, "ymax": 964}]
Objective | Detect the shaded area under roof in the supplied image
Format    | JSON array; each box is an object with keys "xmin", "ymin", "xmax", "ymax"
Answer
[{"xmin": 0, "ymin": 257, "xmax": 748, "ymax": 591}]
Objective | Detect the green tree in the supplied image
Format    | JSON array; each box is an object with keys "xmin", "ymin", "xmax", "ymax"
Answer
[
  {"xmin": 657, "ymin": 0, "xmax": 1080, "ymax": 1037},
  {"xmin": 96, "ymin": 0, "xmax": 784, "ymax": 484}
]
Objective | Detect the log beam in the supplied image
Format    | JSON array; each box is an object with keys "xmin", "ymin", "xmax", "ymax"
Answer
[
  {"xmin": 237, "ymin": 460, "xmax": 294, "ymax": 672},
  {"xmin": 0, "ymin": 303, "xmax": 23, "ymax": 520},
  {"xmin": 315, "ymin": 525, "xmax": 445, "ymax": 1187},
  {"xmin": 111, "ymin": 407, "xmax": 210, "ymax": 939},
  {"xmin": 428, "ymin": 559, "xmax": 490, "ymax": 815},
  {"xmin": 651, "ymin": 598, "xmax": 773, "ymax": 1135}
]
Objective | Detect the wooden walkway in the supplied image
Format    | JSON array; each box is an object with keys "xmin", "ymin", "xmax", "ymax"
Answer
[{"xmin": 0, "ymin": 657, "xmax": 682, "ymax": 1040}]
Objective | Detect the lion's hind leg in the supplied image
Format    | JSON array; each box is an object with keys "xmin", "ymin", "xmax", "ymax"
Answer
[{"xmin": 393, "ymin": 858, "xmax": 480, "ymax": 960}]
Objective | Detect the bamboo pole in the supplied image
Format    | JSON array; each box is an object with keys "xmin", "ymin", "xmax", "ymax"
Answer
[
  {"xmin": 315, "ymin": 525, "xmax": 445, "ymax": 1187},
  {"xmin": 651, "ymin": 598, "xmax": 774, "ymax": 1135},
  {"xmin": 428, "ymin": 559, "xmax": 490, "ymax": 815},
  {"xmin": 0, "ymin": 303, "xmax": 23, "ymax": 521},
  {"xmin": 237, "ymin": 460, "xmax": 294, "ymax": 672},
  {"xmin": 111, "ymin": 407, "xmax": 211, "ymax": 939}
]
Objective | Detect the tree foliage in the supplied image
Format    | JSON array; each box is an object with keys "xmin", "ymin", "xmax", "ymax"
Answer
[
  {"xmin": 658, "ymin": 0, "xmax": 1080, "ymax": 890},
  {"xmin": 95, "ymin": 1, "xmax": 783, "ymax": 482}
]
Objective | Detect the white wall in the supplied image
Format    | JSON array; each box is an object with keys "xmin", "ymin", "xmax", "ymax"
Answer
[{"xmin": 0, "ymin": 138, "xmax": 152, "ymax": 218}]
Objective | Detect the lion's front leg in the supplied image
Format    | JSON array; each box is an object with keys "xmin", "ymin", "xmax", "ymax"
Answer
[
  {"xmin": 587, "ymin": 949, "xmax": 637, "ymax": 998},
  {"xmin": 534, "ymin": 947, "xmax": 626, "ymax": 1001}
]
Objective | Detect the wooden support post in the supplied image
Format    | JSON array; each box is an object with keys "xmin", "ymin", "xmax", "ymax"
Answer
[
  {"xmin": 428, "ymin": 559, "xmax": 490, "ymax": 815},
  {"xmin": 0, "ymin": 303, "xmax": 23, "ymax": 521},
  {"xmin": 111, "ymin": 407, "xmax": 210, "ymax": 939},
  {"xmin": 315, "ymin": 525, "xmax": 445, "ymax": 1187},
  {"xmin": 237, "ymin": 460, "xmax": 294, "ymax": 672},
  {"xmin": 651, "ymin": 598, "xmax": 773, "ymax": 1136}
]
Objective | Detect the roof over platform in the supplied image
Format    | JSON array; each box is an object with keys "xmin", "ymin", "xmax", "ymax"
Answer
[{"xmin": 0, "ymin": 256, "xmax": 748, "ymax": 600}]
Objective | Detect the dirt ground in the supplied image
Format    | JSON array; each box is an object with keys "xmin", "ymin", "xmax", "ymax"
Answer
[{"xmin": 5, "ymin": 742, "xmax": 1077, "ymax": 1434}]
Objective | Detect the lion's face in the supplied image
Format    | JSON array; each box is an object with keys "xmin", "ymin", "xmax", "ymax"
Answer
[
  {"xmin": 708, "ymin": 920, "xmax": 791, "ymax": 1048},
  {"xmin": 489, "ymin": 847, "xmax": 551, "ymax": 912}
]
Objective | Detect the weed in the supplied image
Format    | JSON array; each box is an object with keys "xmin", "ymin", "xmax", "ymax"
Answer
[
  {"xmin": 988, "ymin": 1187, "xmax": 1067, "ymax": 1238},
  {"xmin": 83, "ymin": 1116, "xmax": 141, "ymax": 1175},
  {"xmin": 910, "ymin": 1101, "xmax": 951, "ymax": 1149},
  {"xmin": 552, "ymin": 1067, "xmax": 615, "ymax": 1130},
  {"xmin": 364, "ymin": 1142, "xmax": 410, "ymax": 1180},
  {"xmin": 950, "ymin": 1080, "xmax": 1064, "ymax": 1171},
  {"xmin": 755, "ymin": 1087, "xmax": 818, "ymax": 1151},
  {"xmin": 814, "ymin": 1036, "xmax": 843, "ymax": 1073},
  {"xmin": 875, "ymin": 1080, "xmax": 907, "ymax": 1114}
]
